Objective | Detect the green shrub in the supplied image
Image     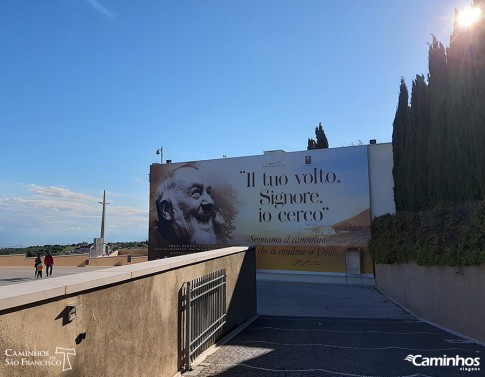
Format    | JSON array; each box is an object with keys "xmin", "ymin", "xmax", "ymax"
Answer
[{"xmin": 370, "ymin": 201, "xmax": 485, "ymax": 266}]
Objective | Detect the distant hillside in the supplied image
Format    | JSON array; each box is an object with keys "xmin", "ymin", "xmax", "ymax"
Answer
[
  {"xmin": 332, "ymin": 208, "xmax": 371, "ymax": 231},
  {"xmin": 0, "ymin": 241, "xmax": 147, "ymax": 257}
]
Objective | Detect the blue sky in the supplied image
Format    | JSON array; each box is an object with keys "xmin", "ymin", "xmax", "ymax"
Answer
[{"xmin": 0, "ymin": 0, "xmax": 472, "ymax": 246}]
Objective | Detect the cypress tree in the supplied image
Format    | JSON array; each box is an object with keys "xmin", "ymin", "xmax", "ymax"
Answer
[
  {"xmin": 409, "ymin": 74, "xmax": 430, "ymax": 211},
  {"xmin": 474, "ymin": 0, "xmax": 485, "ymax": 197},
  {"xmin": 307, "ymin": 122, "xmax": 329, "ymax": 150},
  {"xmin": 446, "ymin": 3, "xmax": 483, "ymax": 202},
  {"xmin": 426, "ymin": 35, "xmax": 449, "ymax": 207},
  {"xmin": 392, "ymin": 78, "xmax": 410, "ymax": 211},
  {"xmin": 307, "ymin": 138, "xmax": 316, "ymax": 150},
  {"xmin": 391, "ymin": 0, "xmax": 485, "ymax": 210},
  {"xmin": 447, "ymin": 11, "xmax": 472, "ymax": 202}
]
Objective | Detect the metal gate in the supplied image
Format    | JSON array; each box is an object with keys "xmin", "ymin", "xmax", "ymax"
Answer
[{"xmin": 184, "ymin": 269, "xmax": 227, "ymax": 370}]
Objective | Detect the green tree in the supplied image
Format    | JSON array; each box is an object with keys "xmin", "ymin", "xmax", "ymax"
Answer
[
  {"xmin": 307, "ymin": 122, "xmax": 329, "ymax": 150},
  {"xmin": 391, "ymin": 78, "xmax": 409, "ymax": 211},
  {"xmin": 426, "ymin": 34, "xmax": 449, "ymax": 207},
  {"xmin": 393, "ymin": 2, "xmax": 485, "ymax": 210},
  {"xmin": 409, "ymin": 74, "xmax": 430, "ymax": 211},
  {"xmin": 445, "ymin": 5, "xmax": 484, "ymax": 202}
]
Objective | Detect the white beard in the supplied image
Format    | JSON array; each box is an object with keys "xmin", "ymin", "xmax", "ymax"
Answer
[
  {"xmin": 188, "ymin": 218, "xmax": 217, "ymax": 244},
  {"xmin": 172, "ymin": 205, "xmax": 217, "ymax": 244}
]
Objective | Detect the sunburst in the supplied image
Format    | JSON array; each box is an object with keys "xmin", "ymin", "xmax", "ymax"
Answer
[{"xmin": 457, "ymin": 6, "xmax": 482, "ymax": 27}]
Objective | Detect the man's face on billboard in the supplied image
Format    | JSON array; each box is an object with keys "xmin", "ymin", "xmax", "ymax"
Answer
[
  {"xmin": 171, "ymin": 167, "xmax": 215, "ymax": 225},
  {"xmin": 155, "ymin": 166, "xmax": 217, "ymax": 244}
]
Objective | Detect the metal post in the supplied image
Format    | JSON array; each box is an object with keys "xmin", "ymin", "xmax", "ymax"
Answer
[
  {"xmin": 185, "ymin": 281, "xmax": 192, "ymax": 371},
  {"xmin": 156, "ymin": 147, "xmax": 163, "ymax": 164}
]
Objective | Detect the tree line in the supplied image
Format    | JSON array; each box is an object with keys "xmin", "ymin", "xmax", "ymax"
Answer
[
  {"xmin": 392, "ymin": 0, "xmax": 485, "ymax": 211},
  {"xmin": 0, "ymin": 241, "xmax": 148, "ymax": 257}
]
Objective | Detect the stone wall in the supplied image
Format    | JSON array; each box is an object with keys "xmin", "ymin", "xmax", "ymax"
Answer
[
  {"xmin": 0, "ymin": 247, "xmax": 256, "ymax": 377},
  {"xmin": 375, "ymin": 262, "xmax": 485, "ymax": 343}
]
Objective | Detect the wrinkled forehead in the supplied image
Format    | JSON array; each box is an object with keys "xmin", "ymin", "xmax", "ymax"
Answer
[{"xmin": 171, "ymin": 166, "xmax": 207, "ymax": 190}]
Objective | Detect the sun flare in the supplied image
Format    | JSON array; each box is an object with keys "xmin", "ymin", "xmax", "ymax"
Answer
[{"xmin": 458, "ymin": 6, "xmax": 482, "ymax": 27}]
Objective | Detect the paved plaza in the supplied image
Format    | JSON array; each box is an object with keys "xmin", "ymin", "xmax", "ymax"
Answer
[
  {"xmin": 0, "ymin": 266, "xmax": 112, "ymax": 286},
  {"xmin": 186, "ymin": 280, "xmax": 484, "ymax": 377}
]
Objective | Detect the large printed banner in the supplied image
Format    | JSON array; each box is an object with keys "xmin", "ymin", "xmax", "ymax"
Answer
[{"xmin": 149, "ymin": 146, "xmax": 372, "ymax": 273}]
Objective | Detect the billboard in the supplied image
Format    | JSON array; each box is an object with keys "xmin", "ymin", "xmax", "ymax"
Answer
[{"xmin": 149, "ymin": 146, "xmax": 372, "ymax": 273}]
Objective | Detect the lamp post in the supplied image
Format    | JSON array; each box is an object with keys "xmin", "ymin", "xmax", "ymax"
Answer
[{"xmin": 156, "ymin": 147, "xmax": 163, "ymax": 164}]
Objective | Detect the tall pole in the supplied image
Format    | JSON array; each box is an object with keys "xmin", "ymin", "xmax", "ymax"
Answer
[
  {"xmin": 156, "ymin": 147, "xmax": 163, "ymax": 163},
  {"xmin": 98, "ymin": 190, "xmax": 110, "ymax": 239}
]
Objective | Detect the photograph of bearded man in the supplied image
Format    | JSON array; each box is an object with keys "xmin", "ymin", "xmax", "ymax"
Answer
[{"xmin": 156, "ymin": 163, "xmax": 219, "ymax": 244}]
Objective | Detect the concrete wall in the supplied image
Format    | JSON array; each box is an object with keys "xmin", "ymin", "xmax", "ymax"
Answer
[
  {"xmin": 0, "ymin": 246, "xmax": 256, "ymax": 377},
  {"xmin": 130, "ymin": 256, "xmax": 148, "ymax": 264},
  {"xmin": 117, "ymin": 248, "xmax": 148, "ymax": 256},
  {"xmin": 86, "ymin": 255, "xmax": 143, "ymax": 266},
  {"xmin": 375, "ymin": 262, "xmax": 485, "ymax": 343},
  {"xmin": 368, "ymin": 143, "xmax": 395, "ymax": 218}
]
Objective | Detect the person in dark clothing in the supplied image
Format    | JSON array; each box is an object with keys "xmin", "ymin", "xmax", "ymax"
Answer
[
  {"xmin": 34, "ymin": 256, "xmax": 42, "ymax": 278},
  {"xmin": 44, "ymin": 252, "xmax": 54, "ymax": 277}
]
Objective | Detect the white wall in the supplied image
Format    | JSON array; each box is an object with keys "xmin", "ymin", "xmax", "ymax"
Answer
[{"xmin": 368, "ymin": 143, "xmax": 395, "ymax": 218}]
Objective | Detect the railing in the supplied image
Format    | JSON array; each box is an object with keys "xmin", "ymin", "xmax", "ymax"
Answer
[{"xmin": 184, "ymin": 269, "xmax": 227, "ymax": 371}]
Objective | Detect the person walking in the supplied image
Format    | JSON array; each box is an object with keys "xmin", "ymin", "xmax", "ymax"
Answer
[
  {"xmin": 34, "ymin": 255, "xmax": 42, "ymax": 278},
  {"xmin": 44, "ymin": 252, "xmax": 54, "ymax": 277},
  {"xmin": 36, "ymin": 261, "xmax": 43, "ymax": 279}
]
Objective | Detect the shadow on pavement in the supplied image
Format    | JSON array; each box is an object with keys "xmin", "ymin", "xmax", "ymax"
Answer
[
  {"xmin": 186, "ymin": 315, "xmax": 483, "ymax": 377},
  {"xmin": 184, "ymin": 280, "xmax": 484, "ymax": 377}
]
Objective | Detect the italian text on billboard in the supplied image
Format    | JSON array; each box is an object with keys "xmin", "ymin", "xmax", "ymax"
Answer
[{"xmin": 149, "ymin": 146, "xmax": 372, "ymax": 273}]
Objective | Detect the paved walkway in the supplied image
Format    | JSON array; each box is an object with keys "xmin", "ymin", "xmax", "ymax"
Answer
[
  {"xmin": 257, "ymin": 280, "xmax": 411, "ymax": 319},
  {"xmin": 186, "ymin": 280, "xmax": 484, "ymax": 377},
  {"xmin": 0, "ymin": 266, "xmax": 112, "ymax": 286}
]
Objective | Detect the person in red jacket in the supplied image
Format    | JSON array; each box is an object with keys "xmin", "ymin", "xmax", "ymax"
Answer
[{"xmin": 44, "ymin": 252, "xmax": 54, "ymax": 277}]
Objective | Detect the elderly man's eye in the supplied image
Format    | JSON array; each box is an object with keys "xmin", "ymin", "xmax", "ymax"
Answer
[
  {"xmin": 189, "ymin": 188, "xmax": 201, "ymax": 198},
  {"xmin": 206, "ymin": 187, "xmax": 212, "ymax": 195}
]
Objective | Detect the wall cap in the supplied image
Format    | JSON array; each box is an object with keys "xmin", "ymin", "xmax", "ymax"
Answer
[{"xmin": 0, "ymin": 246, "xmax": 250, "ymax": 311}]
